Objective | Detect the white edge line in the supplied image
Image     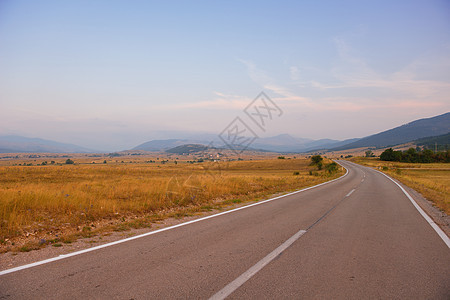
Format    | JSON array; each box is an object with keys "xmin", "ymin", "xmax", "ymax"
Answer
[
  {"xmin": 350, "ymin": 161, "xmax": 450, "ymax": 248},
  {"xmin": 0, "ymin": 165, "xmax": 349, "ymax": 276},
  {"xmin": 209, "ymin": 229, "xmax": 307, "ymax": 300},
  {"xmin": 375, "ymin": 169, "xmax": 450, "ymax": 248}
]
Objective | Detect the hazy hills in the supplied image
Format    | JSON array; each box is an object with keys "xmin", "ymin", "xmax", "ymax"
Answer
[
  {"xmin": 0, "ymin": 136, "xmax": 94, "ymax": 153},
  {"xmin": 133, "ymin": 134, "xmax": 360, "ymax": 153},
  {"xmin": 134, "ymin": 112, "xmax": 449, "ymax": 153},
  {"xmin": 132, "ymin": 139, "xmax": 207, "ymax": 152},
  {"xmin": 250, "ymin": 135, "xmax": 360, "ymax": 152},
  {"xmin": 331, "ymin": 112, "xmax": 450, "ymax": 151},
  {"xmin": 2, "ymin": 112, "xmax": 448, "ymax": 154}
]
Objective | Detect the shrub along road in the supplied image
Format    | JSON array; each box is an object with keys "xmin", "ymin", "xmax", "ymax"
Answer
[{"xmin": 1, "ymin": 161, "xmax": 449, "ymax": 299}]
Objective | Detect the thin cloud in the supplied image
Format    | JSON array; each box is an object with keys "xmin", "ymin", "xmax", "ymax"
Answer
[
  {"xmin": 236, "ymin": 39, "xmax": 450, "ymax": 115},
  {"xmin": 327, "ymin": 37, "xmax": 450, "ymax": 98},
  {"xmin": 158, "ymin": 92, "xmax": 252, "ymax": 110}
]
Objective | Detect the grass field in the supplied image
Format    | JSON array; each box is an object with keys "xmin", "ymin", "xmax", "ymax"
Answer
[
  {"xmin": 0, "ymin": 156, "xmax": 343, "ymax": 252},
  {"xmin": 350, "ymin": 157, "xmax": 450, "ymax": 214}
]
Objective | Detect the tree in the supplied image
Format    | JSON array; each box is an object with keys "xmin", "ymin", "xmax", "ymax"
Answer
[
  {"xmin": 310, "ymin": 155, "xmax": 323, "ymax": 170},
  {"xmin": 65, "ymin": 159, "xmax": 74, "ymax": 164},
  {"xmin": 420, "ymin": 149, "xmax": 433, "ymax": 163},
  {"xmin": 365, "ymin": 150, "xmax": 375, "ymax": 157},
  {"xmin": 380, "ymin": 148, "xmax": 401, "ymax": 161},
  {"xmin": 403, "ymin": 148, "xmax": 418, "ymax": 163},
  {"xmin": 325, "ymin": 162, "xmax": 338, "ymax": 174},
  {"xmin": 310, "ymin": 155, "xmax": 323, "ymax": 165}
]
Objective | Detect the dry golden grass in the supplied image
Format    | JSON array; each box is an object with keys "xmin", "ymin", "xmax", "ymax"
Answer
[
  {"xmin": 0, "ymin": 157, "xmax": 343, "ymax": 249},
  {"xmin": 351, "ymin": 157, "xmax": 450, "ymax": 214}
]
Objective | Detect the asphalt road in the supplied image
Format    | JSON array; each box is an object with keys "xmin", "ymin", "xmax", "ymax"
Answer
[{"xmin": 1, "ymin": 161, "xmax": 449, "ymax": 299}]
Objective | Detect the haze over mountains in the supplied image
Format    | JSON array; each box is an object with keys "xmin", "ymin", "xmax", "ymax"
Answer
[
  {"xmin": 330, "ymin": 112, "xmax": 450, "ymax": 151},
  {"xmin": 131, "ymin": 134, "xmax": 360, "ymax": 153},
  {"xmin": 0, "ymin": 136, "xmax": 94, "ymax": 153},
  {"xmin": 132, "ymin": 112, "xmax": 450, "ymax": 153},
  {"xmin": 1, "ymin": 112, "xmax": 448, "ymax": 154}
]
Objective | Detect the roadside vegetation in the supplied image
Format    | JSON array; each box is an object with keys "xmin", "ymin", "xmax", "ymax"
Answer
[
  {"xmin": 380, "ymin": 147, "xmax": 450, "ymax": 163},
  {"xmin": 350, "ymin": 157, "xmax": 450, "ymax": 214},
  {"xmin": 0, "ymin": 156, "xmax": 343, "ymax": 252}
]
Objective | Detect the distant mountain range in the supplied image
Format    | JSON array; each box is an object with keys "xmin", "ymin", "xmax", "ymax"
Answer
[
  {"xmin": 132, "ymin": 139, "xmax": 210, "ymax": 152},
  {"xmin": 132, "ymin": 134, "xmax": 360, "ymax": 153},
  {"xmin": 0, "ymin": 136, "xmax": 95, "ymax": 153},
  {"xmin": 2, "ymin": 112, "xmax": 448, "ymax": 154},
  {"xmin": 135, "ymin": 112, "xmax": 449, "ymax": 153},
  {"xmin": 330, "ymin": 112, "xmax": 450, "ymax": 151},
  {"xmin": 250, "ymin": 134, "xmax": 360, "ymax": 152}
]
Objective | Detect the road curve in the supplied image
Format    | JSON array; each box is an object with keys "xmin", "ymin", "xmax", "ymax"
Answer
[{"xmin": 1, "ymin": 161, "xmax": 449, "ymax": 299}]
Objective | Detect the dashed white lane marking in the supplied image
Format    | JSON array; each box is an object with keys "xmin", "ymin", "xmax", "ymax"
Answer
[
  {"xmin": 346, "ymin": 189, "xmax": 355, "ymax": 197},
  {"xmin": 209, "ymin": 229, "xmax": 307, "ymax": 300},
  {"xmin": 210, "ymin": 173, "xmax": 355, "ymax": 299},
  {"xmin": 0, "ymin": 164, "xmax": 349, "ymax": 276}
]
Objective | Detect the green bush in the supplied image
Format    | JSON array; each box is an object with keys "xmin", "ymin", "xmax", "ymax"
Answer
[
  {"xmin": 310, "ymin": 155, "xmax": 323, "ymax": 170},
  {"xmin": 325, "ymin": 162, "xmax": 338, "ymax": 174}
]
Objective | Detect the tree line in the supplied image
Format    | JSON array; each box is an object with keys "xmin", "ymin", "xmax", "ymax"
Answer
[{"xmin": 380, "ymin": 148, "xmax": 450, "ymax": 163}]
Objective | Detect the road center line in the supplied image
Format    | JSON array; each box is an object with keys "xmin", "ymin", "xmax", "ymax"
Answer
[
  {"xmin": 210, "ymin": 166, "xmax": 353, "ymax": 299},
  {"xmin": 346, "ymin": 189, "xmax": 355, "ymax": 197},
  {"xmin": 209, "ymin": 229, "xmax": 307, "ymax": 300}
]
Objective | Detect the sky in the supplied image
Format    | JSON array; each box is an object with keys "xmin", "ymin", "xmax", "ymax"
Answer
[{"xmin": 0, "ymin": 0, "xmax": 449, "ymax": 151}]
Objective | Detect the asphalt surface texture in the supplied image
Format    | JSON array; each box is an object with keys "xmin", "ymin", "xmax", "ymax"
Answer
[{"xmin": 1, "ymin": 160, "xmax": 449, "ymax": 299}]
